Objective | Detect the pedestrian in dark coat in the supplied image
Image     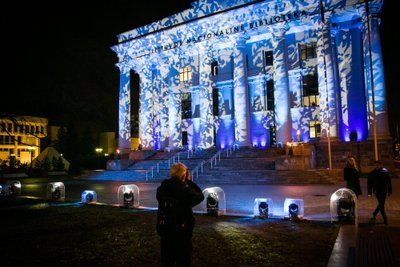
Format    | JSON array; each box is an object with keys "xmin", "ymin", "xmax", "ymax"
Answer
[
  {"xmin": 368, "ymin": 160, "xmax": 392, "ymax": 225},
  {"xmin": 156, "ymin": 163, "xmax": 204, "ymax": 267},
  {"xmin": 344, "ymin": 157, "xmax": 362, "ymax": 198}
]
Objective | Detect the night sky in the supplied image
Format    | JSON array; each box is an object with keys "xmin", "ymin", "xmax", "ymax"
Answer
[{"xmin": 2, "ymin": 0, "xmax": 399, "ymax": 139}]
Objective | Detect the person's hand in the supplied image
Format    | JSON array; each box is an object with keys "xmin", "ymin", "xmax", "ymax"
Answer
[
  {"xmin": 368, "ymin": 195, "xmax": 372, "ymax": 197},
  {"xmin": 186, "ymin": 170, "xmax": 191, "ymax": 182}
]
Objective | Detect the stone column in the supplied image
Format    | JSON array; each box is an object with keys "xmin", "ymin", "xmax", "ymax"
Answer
[
  {"xmin": 151, "ymin": 63, "xmax": 161, "ymax": 150},
  {"xmin": 360, "ymin": 4, "xmax": 390, "ymax": 139},
  {"xmin": 138, "ymin": 58, "xmax": 154, "ymax": 149},
  {"xmin": 156, "ymin": 54, "xmax": 171, "ymax": 150},
  {"xmin": 233, "ymin": 35, "xmax": 251, "ymax": 146},
  {"xmin": 317, "ymin": 12, "xmax": 339, "ymax": 139},
  {"xmin": 271, "ymin": 24, "xmax": 292, "ymax": 145},
  {"xmin": 198, "ymin": 42, "xmax": 214, "ymax": 149},
  {"xmin": 117, "ymin": 63, "xmax": 131, "ymax": 154}
]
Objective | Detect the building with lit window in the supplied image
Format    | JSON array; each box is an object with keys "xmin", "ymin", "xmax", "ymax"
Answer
[
  {"xmin": 111, "ymin": 0, "xmax": 392, "ymax": 169},
  {"xmin": 0, "ymin": 115, "xmax": 48, "ymax": 165}
]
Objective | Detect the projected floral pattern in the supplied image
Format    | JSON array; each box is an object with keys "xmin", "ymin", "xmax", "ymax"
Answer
[{"xmin": 112, "ymin": 0, "xmax": 386, "ymax": 150}]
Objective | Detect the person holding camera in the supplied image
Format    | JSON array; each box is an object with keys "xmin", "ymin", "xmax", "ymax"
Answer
[{"xmin": 156, "ymin": 162, "xmax": 204, "ymax": 267}]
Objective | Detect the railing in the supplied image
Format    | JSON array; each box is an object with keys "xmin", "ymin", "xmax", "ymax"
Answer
[
  {"xmin": 191, "ymin": 144, "xmax": 239, "ymax": 182},
  {"xmin": 145, "ymin": 145, "xmax": 240, "ymax": 181},
  {"xmin": 145, "ymin": 149, "xmax": 193, "ymax": 181}
]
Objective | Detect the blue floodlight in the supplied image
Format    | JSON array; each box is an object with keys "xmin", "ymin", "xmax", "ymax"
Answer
[{"xmin": 81, "ymin": 190, "xmax": 97, "ymax": 204}]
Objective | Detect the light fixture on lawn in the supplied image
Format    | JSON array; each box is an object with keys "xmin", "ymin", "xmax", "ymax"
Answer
[
  {"xmin": 253, "ymin": 198, "xmax": 273, "ymax": 219},
  {"xmin": 288, "ymin": 203, "xmax": 299, "ymax": 220},
  {"xmin": 283, "ymin": 198, "xmax": 304, "ymax": 221},
  {"xmin": 206, "ymin": 192, "xmax": 219, "ymax": 216},
  {"xmin": 330, "ymin": 188, "xmax": 357, "ymax": 223},
  {"xmin": 258, "ymin": 201, "xmax": 269, "ymax": 218},
  {"xmin": 81, "ymin": 190, "xmax": 97, "ymax": 204},
  {"xmin": 6, "ymin": 180, "xmax": 21, "ymax": 196},
  {"xmin": 46, "ymin": 182, "xmax": 65, "ymax": 201},
  {"xmin": 117, "ymin": 184, "xmax": 140, "ymax": 208},
  {"xmin": 123, "ymin": 190, "xmax": 134, "ymax": 207},
  {"xmin": 197, "ymin": 187, "xmax": 225, "ymax": 216}
]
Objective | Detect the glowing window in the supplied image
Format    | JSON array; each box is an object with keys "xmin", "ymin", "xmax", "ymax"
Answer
[
  {"xmin": 309, "ymin": 121, "xmax": 321, "ymax": 138},
  {"xmin": 179, "ymin": 67, "xmax": 192, "ymax": 82},
  {"xmin": 302, "ymin": 74, "xmax": 319, "ymax": 107},
  {"xmin": 300, "ymin": 43, "xmax": 317, "ymax": 60},
  {"xmin": 211, "ymin": 61, "xmax": 218, "ymax": 76}
]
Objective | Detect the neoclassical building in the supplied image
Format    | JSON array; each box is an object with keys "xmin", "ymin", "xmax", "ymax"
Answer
[{"xmin": 111, "ymin": 0, "xmax": 390, "ymax": 165}]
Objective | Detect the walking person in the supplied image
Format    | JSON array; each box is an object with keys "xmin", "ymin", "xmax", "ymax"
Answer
[
  {"xmin": 343, "ymin": 156, "xmax": 362, "ymax": 198},
  {"xmin": 368, "ymin": 160, "xmax": 392, "ymax": 225},
  {"xmin": 156, "ymin": 163, "xmax": 204, "ymax": 267}
]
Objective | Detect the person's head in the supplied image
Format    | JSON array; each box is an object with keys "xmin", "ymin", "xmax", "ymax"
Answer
[
  {"xmin": 374, "ymin": 160, "xmax": 383, "ymax": 170},
  {"xmin": 346, "ymin": 157, "xmax": 357, "ymax": 169},
  {"xmin": 170, "ymin": 163, "xmax": 187, "ymax": 181}
]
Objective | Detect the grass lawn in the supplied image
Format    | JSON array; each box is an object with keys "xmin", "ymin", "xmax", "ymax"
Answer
[{"xmin": 1, "ymin": 198, "xmax": 339, "ymax": 267}]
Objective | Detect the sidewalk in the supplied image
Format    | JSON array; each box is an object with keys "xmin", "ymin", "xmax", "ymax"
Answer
[{"xmin": 327, "ymin": 178, "xmax": 400, "ymax": 267}]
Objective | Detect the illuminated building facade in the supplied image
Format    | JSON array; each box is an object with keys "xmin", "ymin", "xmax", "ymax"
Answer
[
  {"xmin": 111, "ymin": 0, "xmax": 389, "ymax": 164},
  {"xmin": 0, "ymin": 115, "xmax": 48, "ymax": 164}
]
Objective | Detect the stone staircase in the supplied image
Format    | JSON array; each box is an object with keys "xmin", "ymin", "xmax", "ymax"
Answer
[
  {"xmin": 195, "ymin": 147, "xmax": 341, "ymax": 185},
  {"xmin": 87, "ymin": 146, "xmax": 342, "ymax": 184}
]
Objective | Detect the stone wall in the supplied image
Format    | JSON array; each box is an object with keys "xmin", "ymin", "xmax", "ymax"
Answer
[{"xmin": 313, "ymin": 139, "xmax": 395, "ymax": 174}]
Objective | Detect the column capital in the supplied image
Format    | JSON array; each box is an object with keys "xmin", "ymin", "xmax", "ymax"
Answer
[
  {"xmin": 358, "ymin": 3, "xmax": 382, "ymax": 24},
  {"xmin": 271, "ymin": 23, "xmax": 289, "ymax": 41},
  {"xmin": 116, "ymin": 62, "xmax": 132, "ymax": 74},
  {"xmin": 233, "ymin": 33, "xmax": 249, "ymax": 49}
]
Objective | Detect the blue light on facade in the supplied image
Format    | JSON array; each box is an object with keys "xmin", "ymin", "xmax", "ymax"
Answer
[{"xmin": 111, "ymin": 0, "xmax": 388, "ymax": 151}]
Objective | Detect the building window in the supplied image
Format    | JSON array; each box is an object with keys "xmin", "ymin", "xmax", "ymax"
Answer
[
  {"xmin": 181, "ymin": 93, "xmax": 192, "ymax": 119},
  {"xmin": 300, "ymin": 43, "xmax": 317, "ymax": 61},
  {"xmin": 302, "ymin": 74, "xmax": 319, "ymax": 107},
  {"xmin": 264, "ymin": 50, "xmax": 273, "ymax": 66},
  {"xmin": 179, "ymin": 67, "xmax": 192, "ymax": 82},
  {"xmin": 266, "ymin": 80, "xmax": 274, "ymax": 111},
  {"xmin": 309, "ymin": 121, "xmax": 321, "ymax": 138},
  {"xmin": 211, "ymin": 61, "xmax": 218, "ymax": 76},
  {"xmin": 212, "ymin": 89, "xmax": 219, "ymax": 116},
  {"xmin": 182, "ymin": 131, "xmax": 188, "ymax": 146}
]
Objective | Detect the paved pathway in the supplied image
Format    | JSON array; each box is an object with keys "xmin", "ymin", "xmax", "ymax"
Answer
[{"xmin": 4, "ymin": 172, "xmax": 400, "ymax": 266}]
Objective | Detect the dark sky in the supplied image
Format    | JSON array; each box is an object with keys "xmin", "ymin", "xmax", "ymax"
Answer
[
  {"xmin": 2, "ymin": 0, "xmax": 399, "ymax": 139},
  {"xmin": 2, "ymin": 0, "xmax": 194, "ymax": 134}
]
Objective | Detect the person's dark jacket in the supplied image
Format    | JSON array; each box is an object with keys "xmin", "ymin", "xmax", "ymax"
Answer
[
  {"xmin": 156, "ymin": 177, "xmax": 204, "ymax": 234},
  {"xmin": 344, "ymin": 166, "xmax": 362, "ymax": 196},
  {"xmin": 367, "ymin": 168, "xmax": 392, "ymax": 196}
]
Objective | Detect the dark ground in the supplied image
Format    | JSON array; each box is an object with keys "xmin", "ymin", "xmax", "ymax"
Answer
[{"xmin": 0, "ymin": 197, "xmax": 339, "ymax": 267}]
